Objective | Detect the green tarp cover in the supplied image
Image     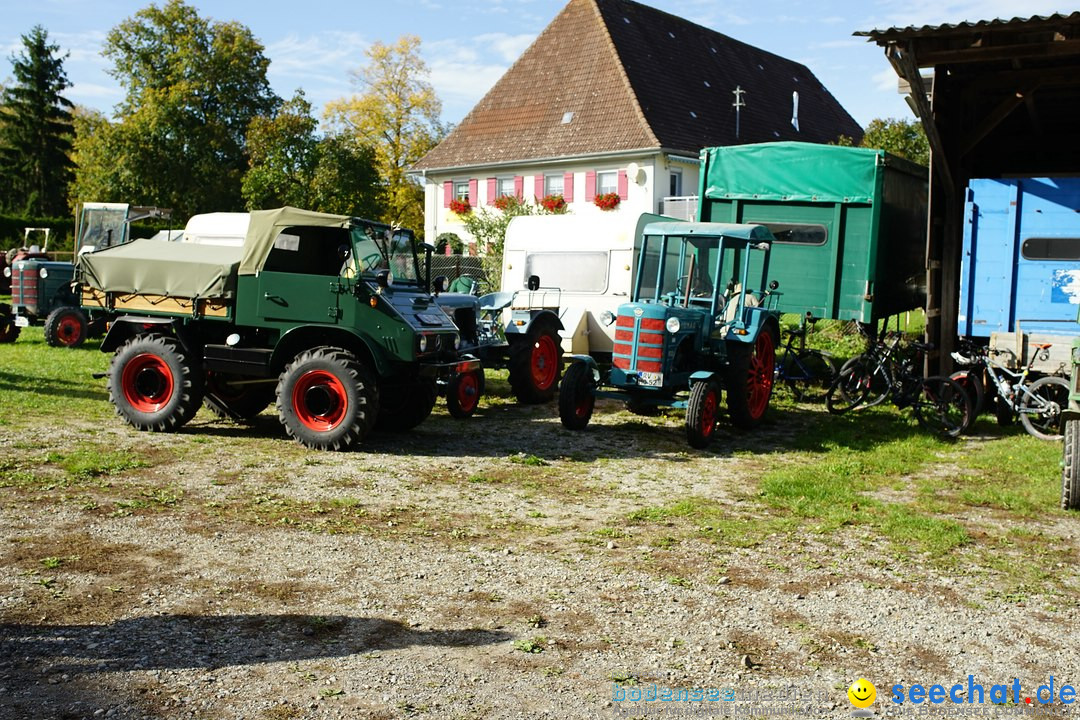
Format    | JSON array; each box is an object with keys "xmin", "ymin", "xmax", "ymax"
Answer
[
  {"xmin": 79, "ymin": 239, "xmax": 243, "ymax": 299},
  {"xmin": 701, "ymin": 142, "xmax": 882, "ymax": 204},
  {"xmin": 238, "ymin": 206, "xmax": 352, "ymax": 276}
]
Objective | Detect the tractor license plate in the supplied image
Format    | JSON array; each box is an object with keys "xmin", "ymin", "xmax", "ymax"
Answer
[
  {"xmin": 639, "ymin": 371, "xmax": 663, "ymax": 387},
  {"xmin": 14, "ymin": 316, "xmax": 28, "ymax": 327}
]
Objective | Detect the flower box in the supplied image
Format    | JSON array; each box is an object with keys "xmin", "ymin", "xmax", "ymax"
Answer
[{"xmin": 594, "ymin": 192, "xmax": 621, "ymax": 211}]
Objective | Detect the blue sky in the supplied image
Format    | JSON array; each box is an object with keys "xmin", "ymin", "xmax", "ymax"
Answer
[{"xmin": 1, "ymin": 0, "xmax": 1075, "ymax": 129}]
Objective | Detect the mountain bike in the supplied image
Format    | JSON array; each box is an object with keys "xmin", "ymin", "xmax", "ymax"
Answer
[
  {"xmin": 950, "ymin": 341, "xmax": 1069, "ymax": 441},
  {"xmin": 826, "ymin": 335, "xmax": 972, "ymax": 438},
  {"xmin": 774, "ymin": 313, "xmax": 838, "ymax": 401}
]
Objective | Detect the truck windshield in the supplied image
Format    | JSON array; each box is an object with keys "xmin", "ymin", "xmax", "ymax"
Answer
[
  {"xmin": 351, "ymin": 223, "xmax": 422, "ymax": 284},
  {"xmin": 637, "ymin": 234, "xmax": 720, "ymax": 302}
]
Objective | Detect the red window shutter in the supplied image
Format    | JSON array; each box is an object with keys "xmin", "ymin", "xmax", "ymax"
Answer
[
  {"xmin": 585, "ymin": 171, "xmax": 596, "ymax": 202},
  {"xmin": 618, "ymin": 170, "xmax": 629, "ymax": 200},
  {"xmin": 443, "ymin": 181, "xmax": 452, "ymax": 208},
  {"xmin": 486, "ymin": 177, "xmax": 497, "ymax": 205},
  {"xmin": 534, "ymin": 175, "xmax": 544, "ymax": 200},
  {"xmin": 468, "ymin": 179, "xmax": 478, "ymax": 203},
  {"xmin": 514, "ymin": 175, "xmax": 524, "ymax": 199},
  {"xmin": 563, "ymin": 172, "xmax": 574, "ymax": 203}
]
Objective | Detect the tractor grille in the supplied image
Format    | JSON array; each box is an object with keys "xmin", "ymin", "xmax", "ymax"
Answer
[
  {"xmin": 11, "ymin": 267, "xmax": 38, "ymax": 312},
  {"xmin": 612, "ymin": 314, "xmax": 665, "ymax": 373}
]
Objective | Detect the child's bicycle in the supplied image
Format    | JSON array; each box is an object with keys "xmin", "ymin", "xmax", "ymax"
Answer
[{"xmin": 774, "ymin": 312, "xmax": 838, "ymax": 401}]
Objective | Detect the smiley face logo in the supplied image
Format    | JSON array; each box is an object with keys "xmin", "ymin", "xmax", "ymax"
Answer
[{"xmin": 848, "ymin": 678, "xmax": 876, "ymax": 709}]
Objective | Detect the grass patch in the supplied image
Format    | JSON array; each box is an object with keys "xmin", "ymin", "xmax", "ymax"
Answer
[{"xmin": 47, "ymin": 447, "xmax": 152, "ymax": 480}]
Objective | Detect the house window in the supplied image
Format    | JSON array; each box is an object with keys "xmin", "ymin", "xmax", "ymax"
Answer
[
  {"xmin": 669, "ymin": 170, "xmax": 683, "ymax": 196},
  {"xmin": 544, "ymin": 174, "xmax": 564, "ymax": 197},
  {"xmin": 454, "ymin": 180, "xmax": 470, "ymax": 202},
  {"xmin": 596, "ymin": 170, "xmax": 618, "ymax": 196},
  {"xmin": 497, "ymin": 177, "xmax": 516, "ymax": 198}
]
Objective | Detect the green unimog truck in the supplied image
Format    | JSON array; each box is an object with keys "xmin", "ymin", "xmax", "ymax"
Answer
[{"xmin": 78, "ymin": 207, "xmax": 481, "ymax": 450}]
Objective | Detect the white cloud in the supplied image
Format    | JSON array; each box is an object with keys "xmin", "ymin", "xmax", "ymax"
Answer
[
  {"xmin": 873, "ymin": 67, "xmax": 900, "ymax": 92},
  {"xmin": 67, "ymin": 81, "xmax": 122, "ymax": 100},
  {"xmin": 266, "ymin": 32, "xmax": 367, "ymax": 85}
]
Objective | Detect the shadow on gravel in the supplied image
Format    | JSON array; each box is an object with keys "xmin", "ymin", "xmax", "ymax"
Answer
[{"xmin": 0, "ymin": 613, "xmax": 512, "ymax": 674}]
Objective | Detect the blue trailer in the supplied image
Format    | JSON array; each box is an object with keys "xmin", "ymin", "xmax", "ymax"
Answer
[{"xmin": 959, "ymin": 177, "xmax": 1080, "ymax": 373}]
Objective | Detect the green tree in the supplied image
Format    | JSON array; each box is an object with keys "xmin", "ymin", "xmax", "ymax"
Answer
[
  {"xmin": 0, "ymin": 26, "xmax": 75, "ymax": 216},
  {"xmin": 242, "ymin": 91, "xmax": 382, "ymax": 217},
  {"xmin": 324, "ymin": 35, "xmax": 446, "ymax": 236},
  {"xmin": 71, "ymin": 0, "xmax": 279, "ymax": 217},
  {"xmin": 838, "ymin": 118, "xmax": 929, "ymax": 167},
  {"xmin": 461, "ymin": 196, "xmax": 547, "ymax": 289}
]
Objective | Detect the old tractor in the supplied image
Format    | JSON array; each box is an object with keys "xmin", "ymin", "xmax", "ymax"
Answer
[{"xmin": 557, "ymin": 222, "xmax": 782, "ymax": 448}]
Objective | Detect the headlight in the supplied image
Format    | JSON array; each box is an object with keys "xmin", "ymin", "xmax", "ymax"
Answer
[
  {"xmin": 39, "ymin": 268, "xmax": 48, "ymax": 279},
  {"xmin": 2, "ymin": 267, "xmax": 9, "ymax": 278},
  {"xmin": 666, "ymin": 316, "xmax": 681, "ymax": 334},
  {"xmin": 419, "ymin": 334, "xmax": 429, "ymax": 353},
  {"xmin": 453, "ymin": 333, "xmax": 461, "ymax": 350},
  {"xmin": 600, "ymin": 310, "xmax": 616, "ymax": 326}
]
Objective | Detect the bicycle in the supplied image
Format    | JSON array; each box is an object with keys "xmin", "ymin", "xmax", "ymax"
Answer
[
  {"xmin": 825, "ymin": 334, "xmax": 973, "ymax": 438},
  {"xmin": 774, "ymin": 313, "xmax": 838, "ymax": 401},
  {"xmin": 950, "ymin": 340, "xmax": 1069, "ymax": 441}
]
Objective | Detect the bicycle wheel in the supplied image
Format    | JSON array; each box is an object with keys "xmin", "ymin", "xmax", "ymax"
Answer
[
  {"xmin": 825, "ymin": 357, "xmax": 874, "ymax": 415},
  {"xmin": 1019, "ymin": 375, "xmax": 1069, "ymax": 441},
  {"xmin": 949, "ymin": 369, "xmax": 985, "ymax": 418},
  {"xmin": 913, "ymin": 376, "xmax": 972, "ymax": 438},
  {"xmin": 781, "ymin": 349, "xmax": 838, "ymax": 402}
]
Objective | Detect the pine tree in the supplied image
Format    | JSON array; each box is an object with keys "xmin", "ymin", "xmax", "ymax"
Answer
[{"xmin": 0, "ymin": 25, "xmax": 75, "ymax": 216}]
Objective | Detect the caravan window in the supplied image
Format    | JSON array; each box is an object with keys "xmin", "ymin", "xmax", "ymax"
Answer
[
  {"xmin": 1022, "ymin": 237, "xmax": 1080, "ymax": 261},
  {"xmin": 524, "ymin": 251, "xmax": 608, "ymax": 292},
  {"xmin": 762, "ymin": 222, "xmax": 827, "ymax": 246}
]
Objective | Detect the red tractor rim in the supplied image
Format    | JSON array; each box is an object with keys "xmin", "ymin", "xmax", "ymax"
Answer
[
  {"xmin": 575, "ymin": 393, "xmax": 593, "ymax": 418},
  {"xmin": 531, "ymin": 335, "xmax": 558, "ymax": 390},
  {"xmin": 747, "ymin": 332, "xmax": 776, "ymax": 420},
  {"xmin": 701, "ymin": 387, "xmax": 718, "ymax": 436},
  {"xmin": 57, "ymin": 314, "xmax": 82, "ymax": 345},
  {"xmin": 456, "ymin": 372, "xmax": 480, "ymax": 413},
  {"xmin": 292, "ymin": 370, "xmax": 348, "ymax": 431},
  {"xmin": 121, "ymin": 353, "xmax": 174, "ymax": 413}
]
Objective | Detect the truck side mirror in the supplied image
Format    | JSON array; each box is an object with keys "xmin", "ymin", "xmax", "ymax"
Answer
[
  {"xmin": 432, "ymin": 275, "xmax": 448, "ymax": 295},
  {"xmin": 527, "ymin": 275, "xmax": 540, "ymax": 291}
]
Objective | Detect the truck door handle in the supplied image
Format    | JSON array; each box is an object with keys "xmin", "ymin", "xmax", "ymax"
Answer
[{"xmin": 263, "ymin": 292, "xmax": 286, "ymax": 306}]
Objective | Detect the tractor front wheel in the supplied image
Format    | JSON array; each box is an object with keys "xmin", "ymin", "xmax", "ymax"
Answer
[
  {"xmin": 559, "ymin": 362, "xmax": 595, "ymax": 431},
  {"xmin": 686, "ymin": 379, "xmax": 721, "ymax": 449},
  {"xmin": 1063, "ymin": 419, "xmax": 1080, "ymax": 510},
  {"xmin": 447, "ymin": 370, "xmax": 483, "ymax": 419},
  {"xmin": 108, "ymin": 334, "xmax": 203, "ymax": 432},
  {"xmin": 277, "ymin": 348, "xmax": 378, "ymax": 450},
  {"xmin": 509, "ymin": 321, "xmax": 563, "ymax": 404},
  {"xmin": 44, "ymin": 306, "xmax": 89, "ymax": 348},
  {"xmin": 725, "ymin": 326, "xmax": 778, "ymax": 430}
]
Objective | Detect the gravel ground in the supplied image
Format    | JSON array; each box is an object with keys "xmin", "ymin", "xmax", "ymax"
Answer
[{"xmin": 2, "ymin": 395, "xmax": 1079, "ymax": 720}]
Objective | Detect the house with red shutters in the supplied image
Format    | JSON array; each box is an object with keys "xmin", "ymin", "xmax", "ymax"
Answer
[{"xmin": 412, "ymin": 0, "xmax": 862, "ymax": 249}]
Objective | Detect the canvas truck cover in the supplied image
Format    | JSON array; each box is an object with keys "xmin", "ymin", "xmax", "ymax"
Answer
[
  {"xmin": 79, "ymin": 239, "xmax": 243, "ymax": 299},
  {"xmin": 701, "ymin": 142, "xmax": 882, "ymax": 204},
  {"xmin": 238, "ymin": 206, "xmax": 352, "ymax": 276}
]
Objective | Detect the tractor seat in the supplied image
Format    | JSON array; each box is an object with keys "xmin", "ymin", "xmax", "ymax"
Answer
[{"xmin": 1033, "ymin": 342, "xmax": 1052, "ymax": 350}]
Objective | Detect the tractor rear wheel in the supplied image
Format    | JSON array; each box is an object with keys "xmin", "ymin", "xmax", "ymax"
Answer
[
  {"xmin": 558, "ymin": 362, "xmax": 595, "ymax": 431},
  {"xmin": 277, "ymin": 348, "xmax": 378, "ymax": 450},
  {"xmin": 1063, "ymin": 419, "xmax": 1080, "ymax": 510},
  {"xmin": 108, "ymin": 334, "xmax": 203, "ymax": 432},
  {"xmin": 44, "ymin": 306, "xmax": 89, "ymax": 348},
  {"xmin": 509, "ymin": 320, "xmax": 563, "ymax": 404},
  {"xmin": 447, "ymin": 370, "xmax": 483, "ymax": 419},
  {"xmin": 0, "ymin": 303, "xmax": 18, "ymax": 343},
  {"xmin": 725, "ymin": 325, "xmax": 778, "ymax": 430},
  {"xmin": 686, "ymin": 379, "xmax": 721, "ymax": 449}
]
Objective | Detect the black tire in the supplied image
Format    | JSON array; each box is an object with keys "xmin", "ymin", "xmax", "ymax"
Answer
[
  {"xmin": 508, "ymin": 320, "xmax": 563, "ymax": 404},
  {"xmin": 0, "ymin": 303, "xmax": 18, "ymax": 343},
  {"xmin": 825, "ymin": 357, "xmax": 875, "ymax": 415},
  {"xmin": 949, "ymin": 369, "xmax": 985, "ymax": 418},
  {"xmin": 375, "ymin": 380, "xmax": 435, "ymax": 432},
  {"xmin": 277, "ymin": 348, "xmax": 379, "ymax": 450},
  {"xmin": 108, "ymin": 334, "xmax": 204, "ymax": 432},
  {"xmin": 43, "ymin": 305, "xmax": 88, "ymax": 348},
  {"xmin": 778, "ymin": 349, "xmax": 838, "ymax": 402},
  {"xmin": 725, "ymin": 325, "xmax": 778, "ymax": 430},
  {"xmin": 1019, "ymin": 375, "xmax": 1069, "ymax": 441},
  {"xmin": 446, "ymin": 370, "xmax": 483, "ymax": 419},
  {"xmin": 204, "ymin": 370, "xmax": 275, "ymax": 422},
  {"xmin": 686, "ymin": 379, "xmax": 721, "ymax": 449},
  {"xmin": 558, "ymin": 362, "xmax": 595, "ymax": 430},
  {"xmin": 913, "ymin": 376, "xmax": 972, "ymax": 438},
  {"xmin": 1063, "ymin": 419, "xmax": 1080, "ymax": 510}
]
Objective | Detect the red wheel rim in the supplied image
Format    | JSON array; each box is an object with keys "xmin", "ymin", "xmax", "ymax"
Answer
[
  {"xmin": 292, "ymin": 370, "xmax": 348, "ymax": 431},
  {"xmin": 121, "ymin": 353, "xmax": 174, "ymax": 412},
  {"xmin": 57, "ymin": 315, "xmax": 82, "ymax": 345},
  {"xmin": 456, "ymin": 372, "xmax": 480, "ymax": 413},
  {"xmin": 531, "ymin": 335, "xmax": 558, "ymax": 391},
  {"xmin": 747, "ymin": 332, "xmax": 775, "ymax": 420},
  {"xmin": 701, "ymin": 387, "xmax": 718, "ymax": 436}
]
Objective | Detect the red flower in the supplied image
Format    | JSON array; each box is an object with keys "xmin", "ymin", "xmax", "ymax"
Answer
[
  {"xmin": 449, "ymin": 198, "xmax": 472, "ymax": 215},
  {"xmin": 539, "ymin": 194, "xmax": 567, "ymax": 213},
  {"xmin": 493, "ymin": 194, "xmax": 517, "ymax": 211},
  {"xmin": 594, "ymin": 192, "xmax": 621, "ymax": 211}
]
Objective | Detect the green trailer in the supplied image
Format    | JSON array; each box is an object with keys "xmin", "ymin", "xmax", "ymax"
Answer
[{"xmin": 697, "ymin": 142, "xmax": 927, "ymax": 323}]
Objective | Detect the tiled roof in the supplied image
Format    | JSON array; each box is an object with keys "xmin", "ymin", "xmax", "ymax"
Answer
[
  {"xmin": 414, "ymin": 0, "xmax": 861, "ymax": 172},
  {"xmin": 856, "ymin": 12, "xmax": 1080, "ymax": 40}
]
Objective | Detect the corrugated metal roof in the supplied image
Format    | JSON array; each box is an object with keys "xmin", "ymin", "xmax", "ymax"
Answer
[{"xmin": 856, "ymin": 12, "xmax": 1080, "ymax": 40}]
